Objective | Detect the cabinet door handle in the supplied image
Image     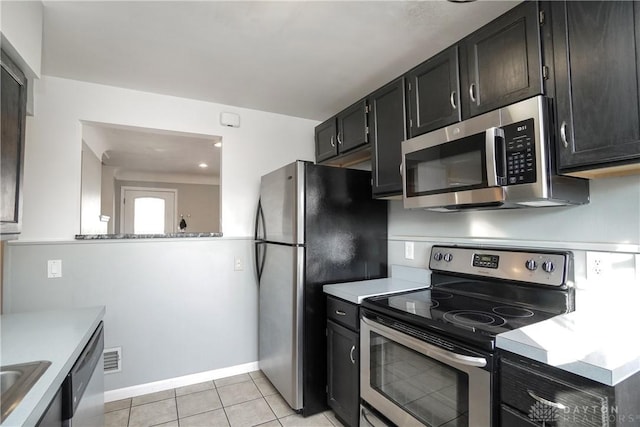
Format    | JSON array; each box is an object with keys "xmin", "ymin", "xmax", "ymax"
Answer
[
  {"xmin": 560, "ymin": 121, "xmax": 569, "ymax": 148},
  {"xmin": 337, "ymin": 132, "xmax": 343, "ymax": 145},
  {"xmin": 330, "ymin": 136, "xmax": 335, "ymax": 148},
  {"xmin": 469, "ymin": 83, "xmax": 477, "ymax": 103},
  {"xmin": 450, "ymin": 91, "xmax": 457, "ymax": 110},
  {"xmin": 399, "ymin": 162, "xmax": 403, "ymax": 177},
  {"xmin": 527, "ymin": 390, "xmax": 568, "ymax": 410},
  {"xmin": 335, "ymin": 310, "xmax": 347, "ymax": 316},
  {"xmin": 350, "ymin": 345, "xmax": 356, "ymax": 364}
]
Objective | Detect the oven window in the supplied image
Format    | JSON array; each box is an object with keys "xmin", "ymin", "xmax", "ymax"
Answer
[
  {"xmin": 405, "ymin": 132, "xmax": 487, "ymax": 197},
  {"xmin": 370, "ymin": 332, "xmax": 469, "ymax": 427}
]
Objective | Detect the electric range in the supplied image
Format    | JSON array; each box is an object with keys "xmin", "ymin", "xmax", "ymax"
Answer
[{"xmin": 359, "ymin": 245, "xmax": 575, "ymax": 427}]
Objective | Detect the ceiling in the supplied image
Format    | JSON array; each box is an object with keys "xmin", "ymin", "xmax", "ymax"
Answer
[
  {"xmin": 82, "ymin": 122, "xmax": 221, "ymax": 179},
  {"xmin": 41, "ymin": 0, "xmax": 520, "ymax": 121}
]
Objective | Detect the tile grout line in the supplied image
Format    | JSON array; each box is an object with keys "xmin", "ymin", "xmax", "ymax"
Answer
[{"xmin": 112, "ymin": 372, "xmax": 340, "ymax": 427}]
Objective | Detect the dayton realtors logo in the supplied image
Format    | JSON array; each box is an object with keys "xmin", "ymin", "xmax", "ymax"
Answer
[
  {"xmin": 528, "ymin": 401, "xmax": 559, "ymax": 423},
  {"xmin": 529, "ymin": 402, "xmax": 640, "ymax": 424}
]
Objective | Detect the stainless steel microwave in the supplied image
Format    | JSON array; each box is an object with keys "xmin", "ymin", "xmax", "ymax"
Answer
[{"xmin": 401, "ymin": 96, "xmax": 589, "ymax": 211}]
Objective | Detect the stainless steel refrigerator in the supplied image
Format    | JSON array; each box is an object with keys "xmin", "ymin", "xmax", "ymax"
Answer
[{"xmin": 254, "ymin": 161, "xmax": 387, "ymax": 416}]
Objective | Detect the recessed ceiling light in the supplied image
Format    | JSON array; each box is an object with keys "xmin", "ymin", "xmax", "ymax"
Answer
[
  {"xmin": 198, "ymin": 163, "xmax": 208, "ymax": 168},
  {"xmin": 214, "ymin": 142, "xmax": 222, "ymax": 148}
]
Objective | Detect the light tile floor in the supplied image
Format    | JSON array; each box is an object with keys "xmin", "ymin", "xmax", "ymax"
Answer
[{"xmin": 105, "ymin": 371, "xmax": 345, "ymax": 427}]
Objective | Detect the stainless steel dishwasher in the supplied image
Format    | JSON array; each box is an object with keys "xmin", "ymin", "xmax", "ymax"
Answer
[{"xmin": 61, "ymin": 322, "xmax": 104, "ymax": 427}]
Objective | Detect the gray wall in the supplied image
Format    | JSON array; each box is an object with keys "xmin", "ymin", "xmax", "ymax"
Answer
[
  {"xmin": 387, "ymin": 175, "xmax": 640, "ymax": 287},
  {"xmin": 3, "ymin": 238, "xmax": 255, "ymax": 391},
  {"xmin": 114, "ymin": 180, "xmax": 221, "ymax": 233},
  {"xmin": 389, "ymin": 176, "xmax": 640, "ymax": 247}
]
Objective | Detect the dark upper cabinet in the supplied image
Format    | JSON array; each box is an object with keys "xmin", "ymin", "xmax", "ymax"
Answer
[
  {"xmin": 406, "ymin": 46, "xmax": 461, "ymax": 138},
  {"xmin": 337, "ymin": 100, "xmax": 368, "ymax": 153},
  {"xmin": 460, "ymin": 0, "xmax": 544, "ymax": 118},
  {"xmin": 1, "ymin": 50, "xmax": 27, "ymax": 238},
  {"xmin": 405, "ymin": 1, "xmax": 542, "ymax": 137},
  {"xmin": 370, "ymin": 77, "xmax": 406, "ymax": 197},
  {"xmin": 315, "ymin": 118, "xmax": 338, "ymax": 163},
  {"xmin": 549, "ymin": 1, "xmax": 640, "ymax": 177},
  {"xmin": 315, "ymin": 100, "xmax": 368, "ymax": 164}
]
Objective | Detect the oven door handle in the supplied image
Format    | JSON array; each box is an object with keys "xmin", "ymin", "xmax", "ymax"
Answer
[
  {"xmin": 430, "ymin": 347, "xmax": 487, "ymax": 368},
  {"xmin": 362, "ymin": 317, "xmax": 487, "ymax": 368},
  {"xmin": 485, "ymin": 126, "xmax": 506, "ymax": 187}
]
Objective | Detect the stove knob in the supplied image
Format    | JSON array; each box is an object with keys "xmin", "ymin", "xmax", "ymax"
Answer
[
  {"xmin": 444, "ymin": 253, "xmax": 453, "ymax": 262},
  {"xmin": 433, "ymin": 252, "xmax": 443, "ymax": 261},
  {"xmin": 542, "ymin": 261, "xmax": 555, "ymax": 273},
  {"xmin": 525, "ymin": 259, "xmax": 538, "ymax": 271}
]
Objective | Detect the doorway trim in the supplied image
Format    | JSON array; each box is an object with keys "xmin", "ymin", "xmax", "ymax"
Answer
[{"xmin": 120, "ymin": 186, "xmax": 178, "ymax": 234}]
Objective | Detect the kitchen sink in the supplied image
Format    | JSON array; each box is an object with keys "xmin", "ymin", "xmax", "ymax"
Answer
[{"xmin": 1, "ymin": 360, "xmax": 51, "ymax": 423}]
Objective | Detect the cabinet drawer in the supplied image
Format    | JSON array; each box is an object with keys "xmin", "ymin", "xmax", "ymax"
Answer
[
  {"xmin": 327, "ymin": 296, "xmax": 359, "ymax": 331},
  {"xmin": 501, "ymin": 358, "xmax": 610, "ymax": 427},
  {"xmin": 501, "ymin": 404, "xmax": 539, "ymax": 426}
]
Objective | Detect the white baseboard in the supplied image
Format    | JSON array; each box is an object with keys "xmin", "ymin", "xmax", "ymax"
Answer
[{"xmin": 104, "ymin": 361, "xmax": 260, "ymax": 402}]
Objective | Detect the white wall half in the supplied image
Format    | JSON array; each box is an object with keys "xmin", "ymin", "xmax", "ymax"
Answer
[
  {"xmin": 0, "ymin": 0, "xmax": 44, "ymax": 114},
  {"xmin": 22, "ymin": 76, "xmax": 317, "ymax": 240},
  {"xmin": 0, "ymin": 0, "xmax": 43, "ymax": 78}
]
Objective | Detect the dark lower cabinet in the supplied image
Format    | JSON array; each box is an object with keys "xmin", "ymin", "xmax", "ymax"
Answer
[
  {"xmin": 370, "ymin": 77, "xmax": 406, "ymax": 198},
  {"xmin": 549, "ymin": 1, "xmax": 640, "ymax": 177},
  {"xmin": 500, "ymin": 351, "xmax": 640, "ymax": 427},
  {"xmin": 326, "ymin": 296, "xmax": 360, "ymax": 427},
  {"xmin": 1, "ymin": 49, "xmax": 27, "ymax": 239},
  {"xmin": 460, "ymin": 0, "xmax": 544, "ymax": 118}
]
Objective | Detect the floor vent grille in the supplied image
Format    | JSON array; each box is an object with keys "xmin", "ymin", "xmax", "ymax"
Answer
[{"xmin": 104, "ymin": 347, "xmax": 122, "ymax": 374}]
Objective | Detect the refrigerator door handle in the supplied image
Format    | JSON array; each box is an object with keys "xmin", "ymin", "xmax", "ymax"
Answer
[
  {"xmin": 254, "ymin": 200, "xmax": 267, "ymax": 283},
  {"xmin": 254, "ymin": 200, "xmax": 266, "ymax": 241},
  {"xmin": 255, "ymin": 242, "xmax": 266, "ymax": 282}
]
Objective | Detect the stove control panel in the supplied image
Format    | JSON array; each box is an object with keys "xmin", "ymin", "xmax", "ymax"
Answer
[
  {"xmin": 430, "ymin": 245, "xmax": 570, "ymax": 287},
  {"xmin": 472, "ymin": 254, "xmax": 500, "ymax": 269}
]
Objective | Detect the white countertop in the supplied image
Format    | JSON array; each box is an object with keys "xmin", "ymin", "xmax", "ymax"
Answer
[
  {"xmin": 324, "ymin": 264, "xmax": 640, "ymax": 387},
  {"xmin": 0, "ymin": 306, "xmax": 105, "ymax": 426},
  {"xmin": 497, "ymin": 287, "xmax": 640, "ymax": 386},
  {"xmin": 323, "ymin": 265, "xmax": 430, "ymax": 304}
]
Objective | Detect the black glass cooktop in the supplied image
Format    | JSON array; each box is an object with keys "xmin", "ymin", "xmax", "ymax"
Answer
[{"xmin": 361, "ymin": 280, "xmax": 573, "ymax": 350}]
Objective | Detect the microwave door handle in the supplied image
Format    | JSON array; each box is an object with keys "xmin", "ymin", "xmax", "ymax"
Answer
[{"xmin": 485, "ymin": 127, "xmax": 506, "ymax": 187}]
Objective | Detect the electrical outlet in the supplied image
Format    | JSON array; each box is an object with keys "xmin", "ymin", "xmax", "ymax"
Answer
[
  {"xmin": 234, "ymin": 257, "xmax": 243, "ymax": 271},
  {"xmin": 585, "ymin": 251, "xmax": 638, "ymax": 285},
  {"xmin": 404, "ymin": 242, "xmax": 415, "ymax": 260},
  {"xmin": 586, "ymin": 252, "xmax": 611, "ymax": 280}
]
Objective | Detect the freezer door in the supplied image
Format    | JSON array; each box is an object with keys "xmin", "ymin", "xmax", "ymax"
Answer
[
  {"xmin": 258, "ymin": 243, "xmax": 304, "ymax": 410},
  {"xmin": 259, "ymin": 161, "xmax": 305, "ymax": 245}
]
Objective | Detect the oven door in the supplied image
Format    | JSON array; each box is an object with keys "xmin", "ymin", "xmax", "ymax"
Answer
[{"xmin": 360, "ymin": 316, "xmax": 492, "ymax": 427}]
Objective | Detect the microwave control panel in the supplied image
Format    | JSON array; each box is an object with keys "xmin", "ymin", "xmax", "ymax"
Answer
[{"xmin": 503, "ymin": 119, "xmax": 536, "ymax": 185}]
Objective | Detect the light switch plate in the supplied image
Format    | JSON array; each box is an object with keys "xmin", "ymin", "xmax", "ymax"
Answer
[
  {"xmin": 48, "ymin": 260, "xmax": 62, "ymax": 278},
  {"xmin": 404, "ymin": 242, "xmax": 415, "ymax": 260}
]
